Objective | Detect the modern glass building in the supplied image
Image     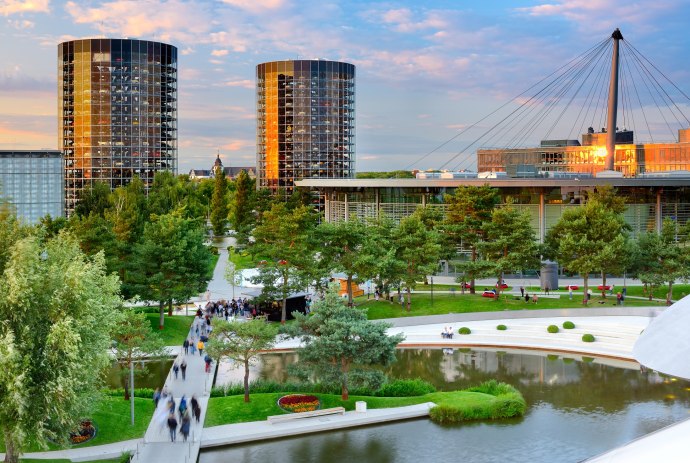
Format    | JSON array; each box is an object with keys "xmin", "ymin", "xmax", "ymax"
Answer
[
  {"xmin": 0, "ymin": 150, "xmax": 64, "ymax": 223},
  {"xmin": 58, "ymin": 38, "xmax": 177, "ymax": 215},
  {"xmin": 478, "ymin": 128, "xmax": 690, "ymax": 177},
  {"xmin": 256, "ymin": 59, "xmax": 355, "ymax": 197}
]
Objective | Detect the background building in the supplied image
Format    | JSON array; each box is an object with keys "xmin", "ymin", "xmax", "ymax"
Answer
[
  {"xmin": 477, "ymin": 128, "xmax": 690, "ymax": 177},
  {"xmin": 58, "ymin": 38, "xmax": 178, "ymax": 215},
  {"xmin": 0, "ymin": 150, "xmax": 64, "ymax": 223},
  {"xmin": 256, "ymin": 59, "xmax": 355, "ymax": 198},
  {"xmin": 188, "ymin": 154, "xmax": 256, "ymax": 180}
]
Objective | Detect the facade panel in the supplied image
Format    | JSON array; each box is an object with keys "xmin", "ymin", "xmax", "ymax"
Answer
[
  {"xmin": 59, "ymin": 38, "xmax": 177, "ymax": 215},
  {"xmin": 0, "ymin": 150, "xmax": 64, "ymax": 224},
  {"xmin": 256, "ymin": 59, "xmax": 355, "ymax": 198}
]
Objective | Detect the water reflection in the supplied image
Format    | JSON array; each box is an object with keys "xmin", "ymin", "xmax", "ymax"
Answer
[
  {"xmin": 104, "ymin": 358, "xmax": 173, "ymax": 390},
  {"xmin": 202, "ymin": 349, "xmax": 690, "ymax": 463}
]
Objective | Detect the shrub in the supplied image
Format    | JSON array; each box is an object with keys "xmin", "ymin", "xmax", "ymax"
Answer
[
  {"xmin": 563, "ymin": 358, "xmax": 574, "ymax": 364},
  {"xmin": 102, "ymin": 388, "xmax": 155, "ymax": 398},
  {"xmin": 430, "ymin": 380, "xmax": 526, "ymax": 424},
  {"xmin": 458, "ymin": 327, "xmax": 471, "ymax": 335},
  {"xmin": 582, "ymin": 356, "xmax": 594, "ymax": 363},
  {"xmin": 582, "ymin": 333, "xmax": 595, "ymax": 343},
  {"xmin": 377, "ymin": 379, "xmax": 436, "ymax": 397},
  {"xmin": 546, "ymin": 354, "xmax": 559, "ymax": 361},
  {"xmin": 547, "ymin": 325, "xmax": 559, "ymax": 333},
  {"xmin": 563, "ymin": 321, "xmax": 575, "ymax": 329},
  {"xmin": 496, "ymin": 324, "xmax": 507, "ymax": 331}
]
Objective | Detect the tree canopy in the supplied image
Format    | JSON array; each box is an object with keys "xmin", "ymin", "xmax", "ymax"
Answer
[
  {"xmin": 0, "ymin": 232, "xmax": 121, "ymax": 462},
  {"xmin": 286, "ymin": 288, "xmax": 404, "ymax": 400},
  {"xmin": 206, "ymin": 319, "xmax": 277, "ymax": 402}
]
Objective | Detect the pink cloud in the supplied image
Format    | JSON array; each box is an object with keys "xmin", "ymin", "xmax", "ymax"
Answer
[{"xmin": 0, "ymin": 0, "xmax": 49, "ymax": 16}]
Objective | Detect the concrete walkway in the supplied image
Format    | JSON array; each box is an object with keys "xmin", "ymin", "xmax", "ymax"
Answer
[
  {"xmin": 201, "ymin": 402, "xmax": 435, "ymax": 448},
  {"xmin": 130, "ymin": 317, "xmax": 214, "ymax": 463}
]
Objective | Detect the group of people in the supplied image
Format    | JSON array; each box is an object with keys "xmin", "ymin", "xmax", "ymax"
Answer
[
  {"xmin": 152, "ymin": 388, "xmax": 202, "ymax": 442},
  {"xmin": 441, "ymin": 326, "xmax": 454, "ymax": 339},
  {"xmin": 203, "ymin": 298, "xmax": 252, "ymax": 320}
]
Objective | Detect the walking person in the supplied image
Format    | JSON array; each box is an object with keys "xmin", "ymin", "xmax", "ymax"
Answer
[
  {"xmin": 153, "ymin": 387, "xmax": 161, "ymax": 408},
  {"xmin": 204, "ymin": 354, "xmax": 212, "ymax": 373},
  {"xmin": 189, "ymin": 337, "xmax": 197, "ymax": 356},
  {"xmin": 180, "ymin": 360, "xmax": 187, "ymax": 380},
  {"xmin": 167, "ymin": 413, "xmax": 178, "ymax": 442},
  {"xmin": 183, "ymin": 338, "xmax": 189, "ymax": 355},
  {"xmin": 191, "ymin": 395, "xmax": 201, "ymax": 423},
  {"xmin": 178, "ymin": 395, "xmax": 187, "ymax": 420},
  {"xmin": 180, "ymin": 409, "xmax": 191, "ymax": 442},
  {"xmin": 172, "ymin": 362, "xmax": 180, "ymax": 380},
  {"xmin": 569, "ymin": 286, "xmax": 573, "ymax": 300},
  {"xmin": 197, "ymin": 339, "xmax": 204, "ymax": 357},
  {"xmin": 520, "ymin": 286, "xmax": 524, "ymax": 297}
]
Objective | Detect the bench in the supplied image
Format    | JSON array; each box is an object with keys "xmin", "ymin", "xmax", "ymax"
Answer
[{"xmin": 267, "ymin": 407, "xmax": 346, "ymax": 424}]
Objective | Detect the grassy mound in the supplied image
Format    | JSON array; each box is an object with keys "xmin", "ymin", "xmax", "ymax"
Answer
[{"xmin": 428, "ymin": 380, "xmax": 526, "ymax": 424}]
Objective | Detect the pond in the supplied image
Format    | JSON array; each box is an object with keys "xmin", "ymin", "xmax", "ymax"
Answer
[
  {"xmin": 200, "ymin": 348, "xmax": 690, "ymax": 463},
  {"xmin": 104, "ymin": 358, "xmax": 174, "ymax": 390}
]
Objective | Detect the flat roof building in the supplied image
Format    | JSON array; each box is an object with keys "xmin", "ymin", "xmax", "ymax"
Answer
[
  {"xmin": 256, "ymin": 59, "xmax": 355, "ymax": 198},
  {"xmin": 0, "ymin": 150, "xmax": 64, "ymax": 223},
  {"xmin": 59, "ymin": 38, "xmax": 178, "ymax": 215},
  {"xmin": 477, "ymin": 128, "xmax": 690, "ymax": 177},
  {"xmin": 296, "ymin": 177, "xmax": 690, "ymax": 242}
]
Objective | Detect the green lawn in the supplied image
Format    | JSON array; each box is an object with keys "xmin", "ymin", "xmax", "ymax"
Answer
[
  {"xmin": 354, "ymin": 291, "xmax": 664, "ymax": 320},
  {"xmin": 205, "ymin": 391, "xmax": 496, "ymax": 427},
  {"xmin": 228, "ymin": 248, "xmax": 259, "ymax": 270},
  {"xmin": 145, "ymin": 313, "xmax": 194, "ymax": 345},
  {"xmin": 21, "ymin": 459, "xmax": 122, "ymax": 463},
  {"xmin": 621, "ymin": 284, "xmax": 690, "ymax": 301},
  {"xmin": 0, "ymin": 397, "xmax": 152, "ymax": 453}
]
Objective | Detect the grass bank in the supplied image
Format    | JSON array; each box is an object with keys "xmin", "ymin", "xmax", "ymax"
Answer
[
  {"xmin": 354, "ymin": 292, "xmax": 664, "ymax": 320},
  {"xmin": 205, "ymin": 382, "xmax": 525, "ymax": 426},
  {"xmin": 145, "ymin": 313, "xmax": 194, "ymax": 345},
  {"xmin": 0, "ymin": 397, "xmax": 152, "ymax": 453}
]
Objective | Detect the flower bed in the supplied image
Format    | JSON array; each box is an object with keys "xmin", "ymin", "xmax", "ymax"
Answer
[
  {"xmin": 277, "ymin": 394, "xmax": 320, "ymax": 413},
  {"xmin": 69, "ymin": 419, "xmax": 96, "ymax": 445}
]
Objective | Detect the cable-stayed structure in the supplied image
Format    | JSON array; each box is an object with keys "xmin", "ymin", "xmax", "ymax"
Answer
[{"xmin": 407, "ymin": 29, "xmax": 690, "ymax": 176}]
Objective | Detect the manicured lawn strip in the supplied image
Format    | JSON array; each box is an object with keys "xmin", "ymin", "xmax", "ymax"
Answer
[
  {"xmin": 354, "ymin": 292, "xmax": 664, "ymax": 320},
  {"xmin": 205, "ymin": 391, "xmax": 497, "ymax": 427},
  {"xmin": 0, "ymin": 397, "xmax": 152, "ymax": 453},
  {"xmin": 145, "ymin": 313, "xmax": 194, "ymax": 345},
  {"xmin": 228, "ymin": 248, "xmax": 259, "ymax": 270},
  {"xmin": 621, "ymin": 284, "xmax": 690, "ymax": 301},
  {"xmin": 208, "ymin": 253, "xmax": 220, "ymax": 274}
]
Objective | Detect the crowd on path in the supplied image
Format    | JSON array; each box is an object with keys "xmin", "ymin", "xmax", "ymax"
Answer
[{"xmin": 152, "ymin": 388, "xmax": 201, "ymax": 442}]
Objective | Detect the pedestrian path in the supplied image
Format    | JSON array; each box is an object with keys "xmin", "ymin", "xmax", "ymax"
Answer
[{"xmin": 130, "ymin": 317, "xmax": 214, "ymax": 463}]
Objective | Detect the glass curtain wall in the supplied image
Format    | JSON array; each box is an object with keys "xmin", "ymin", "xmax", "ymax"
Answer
[
  {"xmin": 256, "ymin": 60, "xmax": 355, "ymax": 198},
  {"xmin": 59, "ymin": 38, "xmax": 177, "ymax": 214}
]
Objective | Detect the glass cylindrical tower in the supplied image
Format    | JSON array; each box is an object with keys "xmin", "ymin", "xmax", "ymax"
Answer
[
  {"xmin": 256, "ymin": 59, "xmax": 355, "ymax": 197},
  {"xmin": 58, "ymin": 38, "xmax": 177, "ymax": 215}
]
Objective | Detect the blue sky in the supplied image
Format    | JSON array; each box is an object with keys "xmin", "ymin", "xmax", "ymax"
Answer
[{"xmin": 1, "ymin": 0, "xmax": 689, "ymax": 172}]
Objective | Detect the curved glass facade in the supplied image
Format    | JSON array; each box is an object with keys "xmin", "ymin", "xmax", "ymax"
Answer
[
  {"xmin": 58, "ymin": 38, "xmax": 177, "ymax": 214},
  {"xmin": 256, "ymin": 59, "xmax": 355, "ymax": 196}
]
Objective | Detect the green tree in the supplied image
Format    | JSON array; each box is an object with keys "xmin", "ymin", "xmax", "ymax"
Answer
[
  {"xmin": 442, "ymin": 185, "xmax": 500, "ymax": 293},
  {"xmin": 206, "ymin": 319, "xmax": 277, "ymax": 402},
  {"xmin": 67, "ymin": 212, "xmax": 119, "ymax": 275},
  {"xmin": 250, "ymin": 203, "xmax": 316, "ymax": 323},
  {"xmin": 545, "ymin": 199, "xmax": 628, "ymax": 305},
  {"xmin": 230, "ymin": 169, "xmax": 253, "ymax": 242},
  {"xmin": 286, "ymin": 287, "xmax": 404, "ymax": 400},
  {"xmin": 38, "ymin": 214, "xmax": 68, "ymax": 238},
  {"xmin": 0, "ymin": 232, "xmax": 121, "ymax": 462},
  {"xmin": 0, "ymin": 203, "xmax": 28, "ymax": 273},
  {"xmin": 73, "ymin": 181, "xmax": 112, "ymax": 218},
  {"xmin": 210, "ymin": 168, "xmax": 229, "ymax": 236},
  {"xmin": 128, "ymin": 214, "xmax": 213, "ymax": 329},
  {"xmin": 478, "ymin": 206, "xmax": 540, "ymax": 300},
  {"xmin": 146, "ymin": 171, "xmax": 187, "ymax": 218},
  {"xmin": 636, "ymin": 219, "xmax": 690, "ymax": 305},
  {"xmin": 317, "ymin": 219, "xmax": 368, "ymax": 306},
  {"xmin": 358, "ymin": 216, "xmax": 405, "ymax": 303},
  {"xmin": 394, "ymin": 210, "xmax": 442, "ymax": 311},
  {"xmin": 111, "ymin": 310, "xmax": 167, "ymax": 401}
]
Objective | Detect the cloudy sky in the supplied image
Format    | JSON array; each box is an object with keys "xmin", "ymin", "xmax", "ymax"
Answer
[{"xmin": 1, "ymin": 0, "xmax": 689, "ymax": 172}]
